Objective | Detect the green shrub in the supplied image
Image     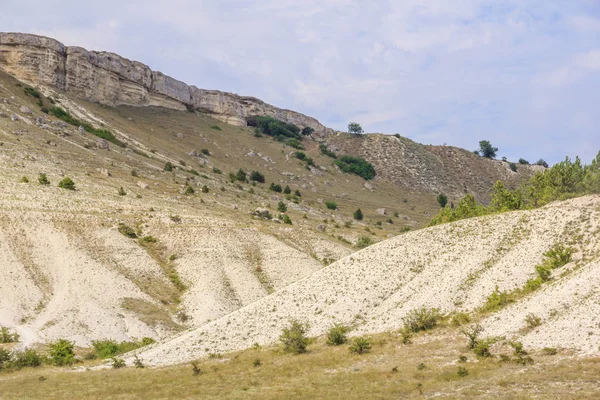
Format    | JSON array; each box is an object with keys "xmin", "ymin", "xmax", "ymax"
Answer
[
  {"xmin": 184, "ymin": 185, "xmax": 195, "ymax": 195},
  {"xmin": 280, "ymin": 320, "xmax": 310, "ymax": 354},
  {"xmin": 0, "ymin": 348, "xmax": 11, "ymax": 370},
  {"xmin": 48, "ymin": 339, "xmax": 75, "ymax": 366},
  {"xmin": 0, "ymin": 327, "xmax": 19, "ymax": 343},
  {"xmin": 235, "ymin": 169, "xmax": 247, "ymax": 182},
  {"xmin": 402, "ymin": 308, "xmax": 443, "ymax": 333},
  {"xmin": 277, "ymin": 201, "xmax": 287, "ymax": 212},
  {"xmin": 543, "ymin": 244, "xmax": 573, "ymax": 269},
  {"xmin": 140, "ymin": 235, "xmax": 157, "ymax": 244},
  {"xmin": 24, "ymin": 86, "xmax": 41, "ymax": 98},
  {"xmin": 202, "ymin": 185, "xmax": 209, "ymax": 193},
  {"xmin": 325, "ymin": 201, "xmax": 337, "ymax": 210},
  {"xmin": 134, "ymin": 355, "xmax": 145, "ymax": 368},
  {"xmin": 294, "ymin": 189, "xmax": 301, "ymax": 197},
  {"xmin": 437, "ymin": 193, "xmax": 448, "ymax": 208},
  {"xmin": 524, "ymin": 313, "xmax": 542, "ymax": 328},
  {"xmin": 355, "ymin": 235, "xmax": 374, "ymax": 249},
  {"xmin": 461, "ymin": 324, "xmax": 484, "ymax": 350},
  {"xmin": 212, "ymin": 167, "xmax": 222, "ymax": 174},
  {"xmin": 349, "ymin": 337, "xmax": 371, "ymax": 354},
  {"xmin": 92, "ymin": 340, "xmax": 119, "ymax": 358},
  {"xmin": 326, "ymin": 324, "xmax": 349, "ymax": 346},
  {"xmin": 250, "ymin": 171, "xmax": 265, "ymax": 183},
  {"xmin": 334, "ymin": 156, "xmax": 376, "ymax": 180},
  {"xmin": 282, "ymin": 214, "xmax": 292, "ymax": 225},
  {"xmin": 118, "ymin": 223, "xmax": 137, "ymax": 238},
  {"xmin": 118, "ymin": 186, "xmax": 126, "ymax": 196},
  {"xmin": 20, "ymin": 176, "xmax": 29, "ymax": 183},
  {"xmin": 353, "ymin": 208, "xmax": 363, "ymax": 220},
  {"xmin": 319, "ymin": 144, "xmax": 337, "ymax": 158},
  {"xmin": 201, "ymin": 148, "xmax": 210, "ymax": 155},
  {"xmin": 480, "ymin": 286, "xmax": 514, "ymax": 312},
  {"xmin": 283, "ymin": 185, "xmax": 291, "ymax": 194},
  {"xmin": 542, "ymin": 347, "xmax": 557, "ymax": 356},
  {"xmin": 457, "ymin": 366, "xmax": 469, "ymax": 377},
  {"xmin": 58, "ymin": 177, "xmax": 76, "ymax": 190},
  {"xmin": 519, "ymin": 158, "xmax": 530, "ymax": 165},
  {"xmin": 38, "ymin": 173, "xmax": 50, "ymax": 185},
  {"xmin": 247, "ymin": 116, "xmax": 302, "ymax": 141},
  {"xmin": 301, "ymin": 127, "xmax": 314, "ymax": 136},
  {"xmin": 473, "ymin": 339, "xmax": 493, "ymax": 358},
  {"xmin": 164, "ymin": 162, "xmax": 174, "ymax": 172},
  {"xmin": 210, "ymin": 125, "xmax": 221, "ymax": 131},
  {"xmin": 450, "ymin": 312, "xmax": 471, "ymax": 327},
  {"xmin": 509, "ymin": 162, "xmax": 518, "ymax": 172},
  {"xmin": 270, "ymin": 183, "xmax": 283, "ymax": 193},
  {"xmin": 287, "ymin": 138, "xmax": 304, "ymax": 149},
  {"xmin": 111, "ymin": 357, "xmax": 126, "ymax": 369}
]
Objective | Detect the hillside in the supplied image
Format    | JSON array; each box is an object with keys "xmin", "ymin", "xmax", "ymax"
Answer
[
  {"xmin": 135, "ymin": 195, "xmax": 600, "ymax": 366},
  {"xmin": 0, "ymin": 32, "xmax": 539, "ymax": 205}
]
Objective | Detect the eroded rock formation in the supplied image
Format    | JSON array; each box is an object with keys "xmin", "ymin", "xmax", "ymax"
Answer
[{"xmin": 0, "ymin": 32, "xmax": 328, "ymax": 132}]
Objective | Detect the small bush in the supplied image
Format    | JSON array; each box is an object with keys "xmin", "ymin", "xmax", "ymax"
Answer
[
  {"xmin": 518, "ymin": 158, "xmax": 530, "ymax": 165},
  {"xmin": 131, "ymin": 169, "xmax": 138, "ymax": 177},
  {"xmin": 325, "ymin": 201, "xmax": 337, "ymax": 210},
  {"xmin": 133, "ymin": 355, "xmax": 144, "ymax": 368},
  {"xmin": 118, "ymin": 223, "xmax": 137, "ymax": 238},
  {"xmin": 38, "ymin": 173, "xmax": 50, "ymax": 185},
  {"xmin": 349, "ymin": 337, "xmax": 371, "ymax": 354},
  {"xmin": 212, "ymin": 167, "xmax": 222, "ymax": 174},
  {"xmin": 210, "ymin": 125, "xmax": 221, "ymax": 131},
  {"xmin": 58, "ymin": 177, "xmax": 76, "ymax": 190},
  {"xmin": 118, "ymin": 187, "xmax": 126, "ymax": 196},
  {"xmin": 191, "ymin": 362, "xmax": 202, "ymax": 376},
  {"xmin": 24, "ymin": 86, "xmax": 41, "ymax": 98},
  {"xmin": 12, "ymin": 349, "xmax": 42, "ymax": 369},
  {"xmin": 0, "ymin": 327, "xmax": 20, "ymax": 343},
  {"xmin": 235, "ymin": 169, "xmax": 247, "ymax": 182},
  {"xmin": 201, "ymin": 185, "xmax": 209, "ymax": 193},
  {"xmin": 20, "ymin": 176, "xmax": 29, "ymax": 183},
  {"xmin": 353, "ymin": 208, "xmax": 363, "ymax": 220},
  {"xmin": 480, "ymin": 286, "xmax": 513, "ymax": 312},
  {"xmin": 48, "ymin": 339, "xmax": 75, "ymax": 366},
  {"xmin": 253, "ymin": 358, "xmax": 261, "ymax": 367},
  {"xmin": 461, "ymin": 324, "xmax": 484, "ymax": 350},
  {"xmin": 0, "ymin": 348, "xmax": 11, "ymax": 369},
  {"xmin": 170, "ymin": 215, "xmax": 182, "ymax": 223},
  {"xmin": 509, "ymin": 162, "xmax": 518, "ymax": 172},
  {"xmin": 277, "ymin": 201, "xmax": 287, "ymax": 212},
  {"xmin": 164, "ymin": 162, "xmax": 174, "ymax": 172},
  {"xmin": 542, "ymin": 347, "xmax": 557, "ymax": 356},
  {"xmin": 250, "ymin": 171, "xmax": 265, "ymax": 183},
  {"xmin": 524, "ymin": 313, "xmax": 542, "ymax": 329},
  {"xmin": 200, "ymin": 148, "xmax": 210, "ymax": 155},
  {"xmin": 473, "ymin": 339, "xmax": 493, "ymax": 358},
  {"xmin": 111, "ymin": 357, "xmax": 126, "ymax": 369},
  {"xmin": 355, "ymin": 235, "xmax": 374, "ymax": 249},
  {"xmin": 280, "ymin": 320, "xmax": 310, "ymax": 354},
  {"xmin": 451, "ymin": 312, "xmax": 471, "ymax": 327},
  {"xmin": 326, "ymin": 324, "xmax": 349, "ymax": 346},
  {"xmin": 140, "ymin": 235, "xmax": 157, "ymax": 244},
  {"xmin": 402, "ymin": 308, "xmax": 443, "ymax": 333},
  {"xmin": 283, "ymin": 185, "xmax": 291, "ymax": 194},
  {"xmin": 270, "ymin": 183, "xmax": 283, "ymax": 193},
  {"xmin": 294, "ymin": 189, "xmax": 301, "ymax": 197},
  {"xmin": 282, "ymin": 214, "xmax": 293, "ymax": 225},
  {"xmin": 457, "ymin": 366, "xmax": 469, "ymax": 377},
  {"xmin": 543, "ymin": 244, "xmax": 573, "ymax": 269},
  {"xmin": 319, "ymin": 144, "xmax": 337, "ymax": 158},
  {"xmin": 184, "ymin": 185, "xmax": 195, "ymax": 195},
  {"xmin": 92, "ymin": 340, "xmax": 119, "ymax": 358},
  {"xmin": 334, "ymin": 155, "xmax": 376, "ymax": 180}
]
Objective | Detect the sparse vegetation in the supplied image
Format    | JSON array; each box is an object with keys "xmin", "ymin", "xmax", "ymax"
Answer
[
  {"xmin": 48, "ymin": 106, "xmax": 125, "ymax": 147},
  {"xmin": 118, "ymin": 223, "xmax": 137, "ymax": 238},
  {"xmin": 319, "ymin": 144, "xmax": 337, "ymax": 158},
  {"xmin": 355, "ymin": 235, "xmax": 374, "ymax": 249},
  {"xmin": 118, "ymin": 186, "xmax": 126, "ymax": 196},
  {"xmin": 164, "ymin": 162, "xmax": 174, "ymax": 172},
  {"xmin": 0, "ymin": 326, "xmax": 20, "ymax": 343}
]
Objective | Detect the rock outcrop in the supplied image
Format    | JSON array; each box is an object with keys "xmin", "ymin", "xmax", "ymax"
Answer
[{"xmin": 0, "ymin": 32, "xmax": 328, "ymax": 133}]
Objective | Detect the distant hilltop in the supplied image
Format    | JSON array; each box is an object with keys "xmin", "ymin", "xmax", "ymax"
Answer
[{"xmin": 0, "ymin": 32, "xmax": 329, "ymax": 134}]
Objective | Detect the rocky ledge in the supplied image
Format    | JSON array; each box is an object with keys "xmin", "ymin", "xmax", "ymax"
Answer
[{"xmin": 0, "ymin": 32, "xmax": 328, "ymax": 133}]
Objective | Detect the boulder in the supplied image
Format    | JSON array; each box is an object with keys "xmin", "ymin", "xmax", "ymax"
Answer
[
  {"xmin": 376, "ymin": 208, "xmax": 388, "ymax": 215},
  {"xmin": 137, "ymin": 181, "xmax": 149, "ymax": 189},
  {"xmin": 19, "ymin": 105, "xmax": 32, "ymax": 114},
  {"xmin": 96, "ymin": 139, "xmax": 109, "ymax": 150},
  {"xmin": 253, "ymin": 208, "xmax": 271, "ymax": 219}
]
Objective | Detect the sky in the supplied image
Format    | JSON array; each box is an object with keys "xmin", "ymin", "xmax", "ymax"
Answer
[{"xmin": 2, "ymin": 0, "xmax": 599, "ymax": 164}]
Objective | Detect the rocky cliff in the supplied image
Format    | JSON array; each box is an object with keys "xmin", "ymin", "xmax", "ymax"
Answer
[{"xmin": 0, "ymin": 32, "xmax": 328, "ymax": 133}]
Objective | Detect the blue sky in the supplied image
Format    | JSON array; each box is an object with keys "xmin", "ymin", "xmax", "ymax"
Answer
[{"xmin": 2, "ymin": 0, "xmax": 599, "ymax": 164}]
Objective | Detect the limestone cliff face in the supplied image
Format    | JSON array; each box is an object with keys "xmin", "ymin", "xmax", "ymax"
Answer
[{"xmin": 0, "ymin": 32, "xmax": 328, "ymax": 133}]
